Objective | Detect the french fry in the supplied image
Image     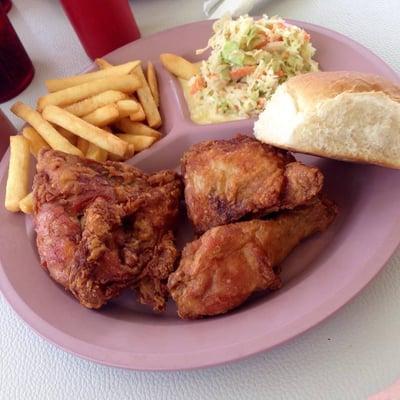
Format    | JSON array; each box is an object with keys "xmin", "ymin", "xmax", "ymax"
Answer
[
  {"xmin": 77, "ymin": 137, "xmax": 89, "ymax": 155},
  {"xmin": 37, "ymin": 75, "xmax": 141, "ymax": 111},
  {"xmin": 19, "ymin": 192, "xmax": 34, "ymax": 214},
  {"xmin": 133, "ymin": 64, "xmax": 162, "ymax": 128},
  {"xmin": 86, "ymin": 142, "xmax": 108, "ymax": 162},
  {"xmin": 82, "ymin": 103, "xmax": 119, "ymax": 127},
  {"xmin": 115, "ymin": 119, "xmax": 162, "ymax": 139},
  {"xmin": 64, "ymin": 90, "xmax": 127, "ymax": 117},
  {"xmin": 10, "ymin": 102, "xmax": 82, "ymax": 156},
  {"xmin": 106, "ymin": 116, "xmax": 131, "ymax": 161},
  {"xmin": 56, "ymin": 126, "xmax": 78, "ymax": 145},
  {"xmin": 125, "ymin": 144, "xmax": 136, "ymax": 158},
  {"xmin": 129, "ymin": 104, "xmax": 146, "ymax": 122},
  {"xmin": 146, "ymin": 61, "xmax": 159, "ymax": 107},
  {"xmin": 42, "ymin": 105, "xmax": 128, "ymax": 157},
  {"xmin": 95, "ymin": 58, "xmax": 113, "ymax": 70},
  {"xmin": 116, "ymin": 134, "xmax": 157, "ymax": 152},
  {"xmin": 45, "ymin": 60, "xmax": 140, "ymax": 92},
  {"xmin": 22, "ymin": 126, "xmax": 50, "ymax": 158},
  {"xmin": 108, "ymin": 144, "xmax": 135, "ymax": 161},
  {"xmin": 5, "ymin": 136, "xmax": 30, "ymax": 212},
  {"xmin": 160, "ymin": 53, "xmax": 198, "ymax": 80},
  {"xmin": 116, "ymin": 99, "xmax": 140, "ymax": 118}
]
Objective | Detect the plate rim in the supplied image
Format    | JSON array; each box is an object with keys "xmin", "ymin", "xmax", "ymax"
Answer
[{"xmin": 0, "ymin": 18, "xmax": 399, "ymax": 371}]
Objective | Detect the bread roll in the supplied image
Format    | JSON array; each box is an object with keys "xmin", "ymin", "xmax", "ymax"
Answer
[{"xmin": 254, "ymin": 71, "xmax": 400, "ymax": 169}]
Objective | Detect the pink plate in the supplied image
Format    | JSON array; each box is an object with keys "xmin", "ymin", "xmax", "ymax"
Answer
[{"xmin": 0, "ymin": 19, "xmax": 399, "ymax": 371}]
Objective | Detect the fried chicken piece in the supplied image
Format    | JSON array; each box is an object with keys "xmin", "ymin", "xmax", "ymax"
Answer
[
  {"xmin": 69, "ymin": 198, "xmax": 138, "ymax": 309},
  {"xmin": 168, "ymin": 198, "xmax": 337, "ymax": 319},
  {"xmin": 35, "ymin": 203, "xmax": 81, "ymax": 289},
  {"xmin": 33, "ymin": 149, "xmax": 182, "ymax": 310},
  {"xmin": 181, "ymin": 135, "xmax": 323, "ymax": 233},
  {"xmin": 123, "ymin": 173, "xmax": 182, "ymax": 311}
]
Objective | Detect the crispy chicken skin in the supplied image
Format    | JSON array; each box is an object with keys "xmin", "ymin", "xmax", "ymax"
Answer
[
  {"xmin": 181, "ymin": 135, "xmax": 324, "ymax": 233},
  {"xmin": 168, "ymin": 198, "xmax": 337, "ymax": 319},
  {"xmin": 33, "ymin": 149, "xmax": 182, "ymax": 311}
]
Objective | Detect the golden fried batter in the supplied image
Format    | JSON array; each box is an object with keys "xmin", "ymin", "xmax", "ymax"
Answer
[
  {"xmin": 34, "ymin": 149, "xmax": 182, "ymax": 311},
  {"xmin": 168, "ymin": 198, "xmax": 337, "ymax": 319},
  {"xmin": 181, "ymin": 135, "xmax": 323, "ymax": 233}
]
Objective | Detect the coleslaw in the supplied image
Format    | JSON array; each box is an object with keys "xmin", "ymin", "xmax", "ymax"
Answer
[{"xmin": 187, "ymin": 15, "xmax": 318, "ymax": 123}]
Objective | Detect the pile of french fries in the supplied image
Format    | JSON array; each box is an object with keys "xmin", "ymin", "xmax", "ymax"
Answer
[{"xmin": 5, "ymin": 59, "xmax": 162, "ymax": 214}]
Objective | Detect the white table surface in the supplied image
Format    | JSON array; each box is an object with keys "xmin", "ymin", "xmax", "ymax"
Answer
[{"xmin": 1, "ymin": 0, "xmax": 400, "ymax": 399}]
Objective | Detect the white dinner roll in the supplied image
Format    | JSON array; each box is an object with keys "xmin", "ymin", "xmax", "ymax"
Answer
[{"xmin": 254, "ymin": 71, "xmax": 400, "ymax": 169}]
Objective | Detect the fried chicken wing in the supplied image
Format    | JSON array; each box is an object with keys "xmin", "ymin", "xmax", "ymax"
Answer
[
  {"xmin": 181, "ymin": 135, "xmax": 323, "ymax": 233},
  {"xmin": 168, "ymin": 198, "xmax": 337, "ymax": 319},
  {"xmin": 33, "ymin": 149, "xmax": 182, "ymax": 310}
]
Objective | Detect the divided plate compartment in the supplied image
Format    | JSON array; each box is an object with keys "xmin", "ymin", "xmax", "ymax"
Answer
[{"xmin": 0, "ymin": 19, "xmax": 400, "ymax": 370}]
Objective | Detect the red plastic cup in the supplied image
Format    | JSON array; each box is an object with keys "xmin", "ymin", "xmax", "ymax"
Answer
[
  {"xmin": 0, "ymin": 0, "xmax": 12, "ymax": 13},
  {"xmin": 60, "ymin": 0, "xmax": 141, "ymax": 60},
  {"xmin": 0, "ymin": 7, "xmax": 34, "ymax": 103}
]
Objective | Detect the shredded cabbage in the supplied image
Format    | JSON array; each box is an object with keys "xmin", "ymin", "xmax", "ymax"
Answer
[{"xmin": 189, "ymin": 15, "xmax": 318, "ymax": 122}]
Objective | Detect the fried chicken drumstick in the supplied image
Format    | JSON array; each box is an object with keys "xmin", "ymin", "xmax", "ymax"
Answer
[
  {"xmin": 33, "ymin": 149, "xmax": 182, "ymax": 311},
  {"xmin": 181, "ymin": 135, "xmax": 324, "ymax": 233},
  {"xmin": 168, "ymin": 198, "xmax": 337, "ymax": 319}
]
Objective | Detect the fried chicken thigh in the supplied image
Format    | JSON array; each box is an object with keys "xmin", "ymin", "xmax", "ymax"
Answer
[
  {"xmin": 168, "ymin": 198, "xmax": 337, "ymax": 319},
  {"xmin": 33, "ymin": 149, "xmax": 182, "ymax": 311},
  {"xmin": 181, "ymin": 135, "xmax": 324, "ymax": 233}
]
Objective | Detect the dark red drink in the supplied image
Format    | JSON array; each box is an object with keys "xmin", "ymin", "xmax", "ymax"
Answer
[
  {"xmin": 0, "ymin": 0, "xmax": 12, "ymax": 13},
  {"xmin": 60, "ymin": 0, "xmax": 141, "ymax": 60},
  {"xmin": 0, "ymin": 7, "xmax": 34, "ymax": 103}
]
